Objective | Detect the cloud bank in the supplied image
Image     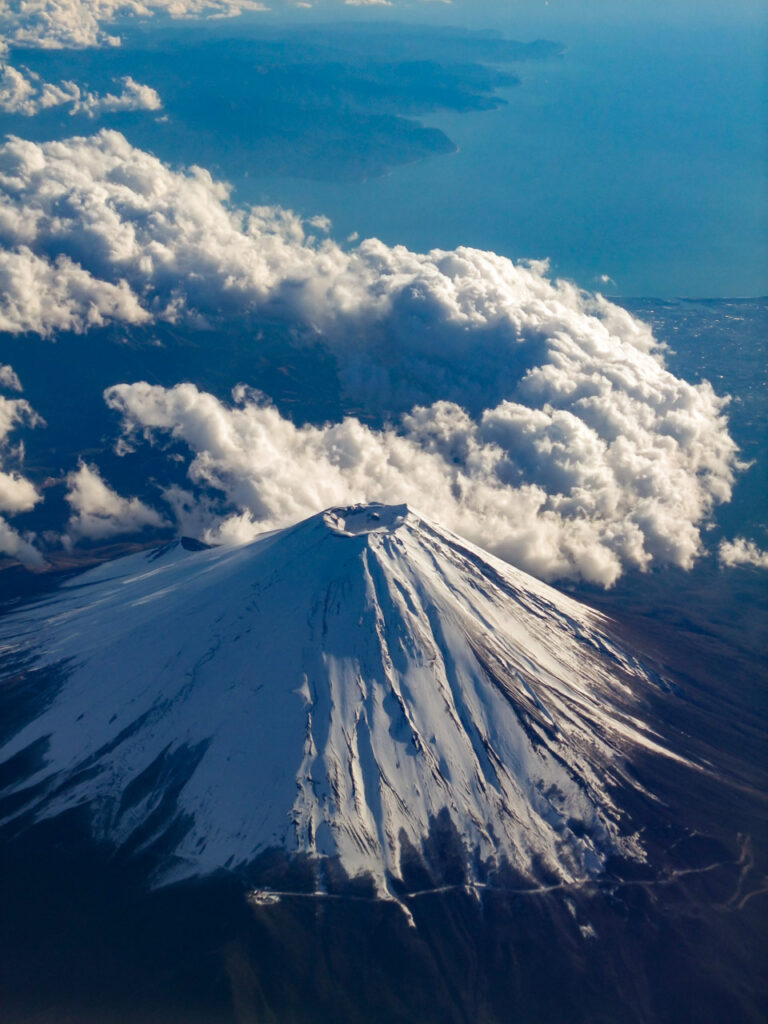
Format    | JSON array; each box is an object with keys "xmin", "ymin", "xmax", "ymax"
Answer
[
  {"xmin": 105, "ymin": 380, "xmax": 737, "ymax": 587},
  {"xmin": 0, "ymin": 130, "xmax": 743, "ymax": 583},
  {"xmin": 0, "ymin": 63, "xmax": 161, "ymax": 117}
]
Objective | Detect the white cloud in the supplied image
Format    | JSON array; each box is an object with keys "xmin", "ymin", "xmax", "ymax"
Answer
[
  {"xmin": 0, "ymin": 0, "xmax": 268, "ymax": 54},
  {"xmin": 0, "ymin": 132, "xmax": 731, "ymax": 405},
  {"xmin": 105, "ymin": 380, "xmax": 739, "ymax": 587},
  {"xmin": 0, "ymin": 372, "xmax": 44, "ymax": 565},
  {"xmin": 0, "ymin": 130, "xmax": 280, "ymax": 334},
  {"xmin": 64, "ymin": 459, "xmax": 168, "ymax": 541},
  {"xmin": 718, "ymin": 537, "xmax": 768, "ymax": 570},
  {"xmin": 0, "ymin": 464, "xmax": 39, "ymax": 515},
  {"xmin": 0, "ymin": 64, "xmax": 162, "ymax": 117},
  {"xmin": 0, "ymin": 61, "xmax": 78, "ymax": 112},
  {"xmin": 77, "ymin": 75, "xmax": 162, "ymax": 115},
  {"xmin": 0, "ymin": 246, "xmax": 149, "ymax": 336},
  {"xmin": 0, "ymin": 391, "xmax": 42, "ymax": 455},
  {"xmin": 0, "ymin": 516, "xmax": 42, "ymax": 563},
  {"xmin": 0, "ymin": 363, "xmax": 21, "ymax": 390},
  {"xmin": 0, "ymin": 131, "xmax": 743, "ymax": 583}
]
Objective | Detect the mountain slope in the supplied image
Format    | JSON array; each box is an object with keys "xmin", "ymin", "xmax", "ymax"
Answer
[{"xmin": 0, "ymin": 503, "xmax": 691, "ymax": 896}]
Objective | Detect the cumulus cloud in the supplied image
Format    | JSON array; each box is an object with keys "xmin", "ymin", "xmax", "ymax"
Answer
[
  {"xmin": 104, "ymin": 381, "xmax": 737, "ymax": 586},
  {"xmin": 0, "ymin": 130, "xmax": 743, "ymax": 583},
  {"xmin": 0, "ymin": 63, "xmax": 162, "ymax": 117},
  {"xmin": 0, "ymin": 132, "xmax": 733, "ymax": 402},
  {"xmin": 64, "ymin": 460, "xmax": 168, "ymax": 542},
  {"xmin": 718, "ymin": 537, "xmax": 768, "ymax": 570},
  {"xmin": 0, "ymin": 0, "xmax": 267, "ymax": 54},
  {"xmin": 0, "ymin": 246, "xmax": 149, "ymax": 335},
  {"xmin": 0, "ymin": 363, "xmax": 21, "ymax": 390},
  {"xmin": 1, "ymin": 62, "xmax": 80, "ymax": 112},
  {"xmin": 0, "ymin": 130, "xmax": 279, "ymax": 334},
  {"xmin": 0, "ymin": 369, "xmax": 44, "ymax": 565}
]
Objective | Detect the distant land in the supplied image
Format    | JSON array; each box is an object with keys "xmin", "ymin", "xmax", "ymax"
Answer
[{"xmin": 5, "ymin": 25, "xmax": 563, "ymax": 182}]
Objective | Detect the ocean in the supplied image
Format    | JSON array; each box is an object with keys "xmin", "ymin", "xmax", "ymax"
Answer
[{"xmin": 240, "ymin": 18, "xmax": 766, "ymax": 298}]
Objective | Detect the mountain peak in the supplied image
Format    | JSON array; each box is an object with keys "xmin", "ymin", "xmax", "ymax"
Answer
[
  {"xmin": 322, "ymin": 502, "xmax": 410, "ymax": 537},
  {"xmin": 0, "ymin": 509, "xmax": 687, "ymax": 900}
]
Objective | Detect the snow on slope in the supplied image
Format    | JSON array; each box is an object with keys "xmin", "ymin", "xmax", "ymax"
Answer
[{"xmin": 0, "ymin": 504, "xmax": 689, "ymax": 896}]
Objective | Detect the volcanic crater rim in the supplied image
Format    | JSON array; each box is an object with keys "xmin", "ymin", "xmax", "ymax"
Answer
[{"xmin": 322, "ymin": 502, "xmax": 410, "ymax": 537}]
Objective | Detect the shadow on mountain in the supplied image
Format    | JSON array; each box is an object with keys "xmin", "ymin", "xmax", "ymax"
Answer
[{"xmin": 0, "ymin": 789, "xmax": 764, "ymax": 1024}]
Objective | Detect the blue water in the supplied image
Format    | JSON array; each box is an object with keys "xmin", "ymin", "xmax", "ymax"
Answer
[{"xmin": 242, "ymin": 21, "xmax": 766, "ymax": 298}]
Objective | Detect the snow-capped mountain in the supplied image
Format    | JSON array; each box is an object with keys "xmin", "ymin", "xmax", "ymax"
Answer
[{"xmin": 0, "ymin": 503, "xmax": 689, "ymax": 897}]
